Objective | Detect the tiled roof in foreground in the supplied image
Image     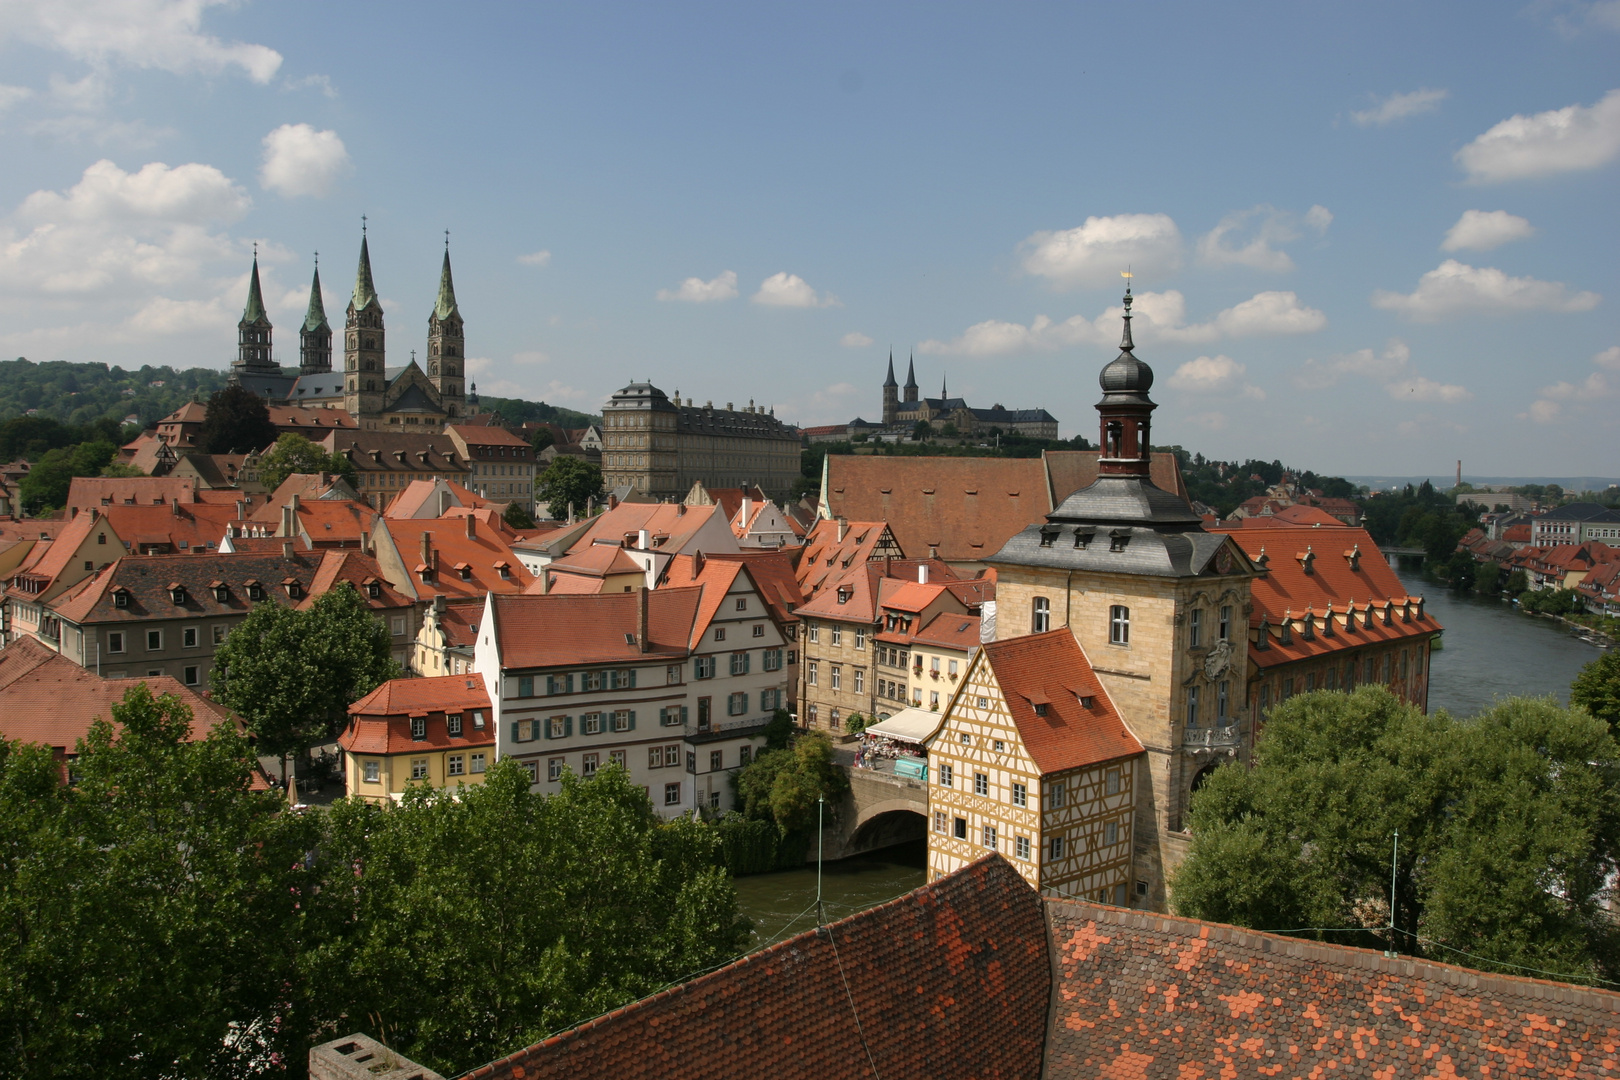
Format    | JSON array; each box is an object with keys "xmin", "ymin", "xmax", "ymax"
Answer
[{"xmin": 462, "ymin": 855, "xmax": 1050, "ymax": 1080}]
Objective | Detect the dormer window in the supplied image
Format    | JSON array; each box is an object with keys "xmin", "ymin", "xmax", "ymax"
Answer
[
  {"xmin": 1078, "ymin": 695, "xmax": 1094, "ymax": 709},
  {"xmin": 169, "ymin": 584, "xmax": 186, "ymax": 605},
  {"xmin": 113, "ymin": 588, "xmax": 130, "ymax": 609},
  {"xmin": 495, "ymin": 561, "xmax": 511, "ymax": 580},
  {"xmin": 284, "ymin": 578, "xmax": 302, "ymax": 600},
  {"xmin": 1074, "ymin": 528, "xmax": 1095, "ymax": 549},
  {"xmin": 1280, "ymin": 614, "xmax": 1293, "ymax": 645},
  {"xmin": 246, "ymin": 581, "xmax": 264, "ymax": 602},
  {"xmin": 1109, "ymin": 529, "xmax": 1131, "ymax": 552},
  {"xmin": 1038, "ymin": 524, "xmax": 1060, "ymax": 548},
  {"xmin": 1034, "ymin": 702, "xmax": 1048, "ymax": 717},
  {"xmin": 456, "ymin": 563, "xmax": 472, "ymax": 581},
  {"xmin": 837, "ymin": 586, "xmax": 851, "ymax": 604},
  {"xmin": 1256, "ymin": 616, "xmax": 1270, "ymax": 649},
  {"xmin": 410, "ymin": 716, "xmax": 426, "ymax": 740},
  {"xmin": 212, "ymin": 582, "xmax": 229, "ymax": 603},
  {"xmin": 366, "ymin": 581, "xmax": 382, "ymax": 599}
]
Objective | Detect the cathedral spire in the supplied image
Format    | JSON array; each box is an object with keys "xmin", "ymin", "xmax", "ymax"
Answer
[
  {"xmin": 302, "ymin": 258, "xmax": 329, "ymax": 333},
  {"xmin": 883, "ymin": 351, "xmax": 897, "ymax": 388},
  {"xmin": 241, "ymin": 249, "xmax": 269, "ymax": 327},
  {"xmin": 941, "ymin": 373, "xmax": 948, "ymax": 400},
  {"xmin": 433, "ymin": 243, "xmax": 460, "ymax": 321},
  {"xmin": 904, "ymin": 354, "xmax": 918, "ymax": 400},
  {"xmin": 352, "ymin": 225, "xmax": 379, "ymax": 312}
]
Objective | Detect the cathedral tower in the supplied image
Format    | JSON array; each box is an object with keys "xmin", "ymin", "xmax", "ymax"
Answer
[
  {"xmin": 427, "ymin": 240, "xmax": 466, "ymax": 417},
  {"xmin": 299, "ymin": 258, "xmax": 332, "ymax": 375},
  {"xmin": 235, "ymin": 253, "xmax": 275, "ymax": 372},
  {"xmin": 903, "ymin": 354, "xmax": 919, "ymax": 405},
  {"xmin": 881, "ymin": 351, "xmax": 899, "ymax": 425},
  {"xmin": 343, "ymin": 226, "xmax": 387, "ymax": 425}
]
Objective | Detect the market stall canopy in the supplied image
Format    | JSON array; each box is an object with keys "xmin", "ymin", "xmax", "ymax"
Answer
[{"xmin": 863, "ymin": 707, "xmax": 946, "ymax": 746}]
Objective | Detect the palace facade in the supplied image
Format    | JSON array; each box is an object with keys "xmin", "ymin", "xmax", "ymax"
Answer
[{"xmin": 599, "ymin": 382, "xmax": 801, "ymax": 500}]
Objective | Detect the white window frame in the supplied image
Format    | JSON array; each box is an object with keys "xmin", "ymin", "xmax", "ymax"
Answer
[
  {"xmin": 363, "ymin": 760, "xmax": 380, "ymax": 783},
  {"xmin": 1110, "ymin": 605, "xmax": 1130, "ymax": 645}
]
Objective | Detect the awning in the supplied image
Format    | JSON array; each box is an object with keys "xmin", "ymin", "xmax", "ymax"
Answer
[{"xmin": 862, "ymin": 707, "xmax": 946, "ymax": 746}]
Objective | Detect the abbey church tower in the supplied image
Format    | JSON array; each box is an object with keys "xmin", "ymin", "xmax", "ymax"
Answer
[
  {"xmin": 426, "ymin": 244, "xmax": 466, "ymax": 418},
  {"xmin": 343, "ymin": 229, "xmax": 388, "ymax": 426}
]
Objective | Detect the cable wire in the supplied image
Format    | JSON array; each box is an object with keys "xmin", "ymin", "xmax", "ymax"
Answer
[{"xmin": 824, "ymin": 923, "xmax": 882, "ymax": 1080}]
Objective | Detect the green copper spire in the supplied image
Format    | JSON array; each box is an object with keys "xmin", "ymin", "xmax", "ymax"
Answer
[
  {"xmin": 241, "ymin": 251, "xmax": 269, "ymax": 326},
  {"xmin": 433, "ymin": 244, "xmax": 460, "ymax": 322},
  {"xmin": 302, "ymin": 260, "xmax": 330, "ymax": 332},
  {"xmin": 352, "ymin": 227, "xmax": 379, "ymax": 311}
]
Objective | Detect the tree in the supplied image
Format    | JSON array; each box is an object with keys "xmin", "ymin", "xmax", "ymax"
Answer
[
  {"xmin": 1505, "ymin": 568, "xmax": 1530, "ymax": 595},
  {"xmin": 1172, "ymin": 687, "xmax": 1620, "ymax": 982},
  {"xmin": 503, "ymin": 501, "xmax": 536, "ymax": 529},
  {"xmin": 0, "ymin": 684, "xmax": 314, "ymax": 1079},
  {"xmin": 16, "ymin": 440, "xmax": 115, "ymax": 513},
  {"xmin": 301, "ymin": 761, "xmax": 750, "ymax": 1075},
  {"xmin": 196, "ymin": 384, "xmax": 278, "ymax": 454},
  {"xmin": 912, "ymin": 420, "xmax": 933, "ymax": 441},
  {"xmin": 1474, "ymin": 559, "xmax": 1501, "ymax": 595},
  {"xmin": 212, "ymin": 584, "xmax": 398, "ymax": 780},
  {"xmin": 732, "ymin": 732, "xmax": 849, "ymax": 833},
  {"xmin": 1572, "ymin": 650, "xmax": 1620, "ymax": 733},
  {"xmin": 528, "ymin": 426, "xmax": 555, "ymax": 453},
  {"xmin": 255, "ymin": 432, "xmax": 358, "ymax": 492},
  {"xmin": 534, "ymin": 455, "xmax": 602, "ymax": 519}
]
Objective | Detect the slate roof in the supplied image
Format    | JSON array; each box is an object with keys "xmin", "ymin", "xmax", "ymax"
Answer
[
  {"xmin": 991, "ymin": 513, "xmax": 1240, "ymax": 581},
  {"xmin": 1043, "ymin": 899, "xmax": 1620, "ymax": 1079},
  {"xmin": 461, "ymin": 855, "xmax": 1051, "ymax": 1080},
  {"xmin": 977, "ymin": 629, "xmax": 1142, "ymax": 776}
]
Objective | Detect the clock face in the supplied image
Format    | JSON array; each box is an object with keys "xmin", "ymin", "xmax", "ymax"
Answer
[
  {"xmin": 1215, "ymin": 547, "xmax": 1234, "ymax": 575},
  {"xmin": 1204, "ymin": 640, "xmax": 1232, "ymax": 679}
]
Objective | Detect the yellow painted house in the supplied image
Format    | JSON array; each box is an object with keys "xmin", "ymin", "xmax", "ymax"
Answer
[
  {"xmin": 925, "ymin": 628, "xmax": 1145, "ymax": 904},
  {"xmin": 340, "ymin": 673, "xmax": 494, "ymax": 802}
]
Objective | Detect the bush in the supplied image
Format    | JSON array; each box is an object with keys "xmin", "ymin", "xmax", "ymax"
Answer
[{"xmin": 709, "ymin": 814, "xmax": 810, "ymax": 875}]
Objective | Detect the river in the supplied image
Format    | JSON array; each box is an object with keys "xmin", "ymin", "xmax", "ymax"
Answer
[{"xmin": 731, "ymin": 568, "xmax": 1607, "ymax": 939}]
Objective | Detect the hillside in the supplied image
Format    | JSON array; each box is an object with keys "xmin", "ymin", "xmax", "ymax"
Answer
[
  {"xmin": 478, "ymin": 394, "xmax": 600, "ymax": 428},
  {"xmin": 0, "ymin": 357, "xmax": 230, "ymax": 429}
]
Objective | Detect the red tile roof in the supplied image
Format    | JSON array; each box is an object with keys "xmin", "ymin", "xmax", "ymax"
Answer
[
  {"xmin": 1215, "ymin": 503, "xmax": 1347, "ymax": 528},
  {"xmin": 65, "ymin": 476, "xmax": 196, "ymax": 514},
  {"xmin": 547, "ymin": 542, "xmax": 645, "ymax": 578},
  {"xmin": 694, "ymin": 549, "xmax": 805, "ymax": 625},
  {"xmin": 567, "ymin": 501, "xmax": 729, "ymax": 556},
  {"xmin": 910, "ymin": 611, "xmax": 981, "ymax": 651},
  {"xmin": 797, "ymin": 518, "xmax": 903, "ymax": 598},
  {"xmin": 6, "ymin": 510, "xmax": 108, "ymax": 594},
  {"xmin": 379, "ymin": 517, "xmax": 533, "ymax": 600},
  {"xmin": 1043, "ymin": 448, "xmax": 1188, "ymax": 504},
  {"xmin": 489, "ymin": 587, "xmax": 703, "ymax": 668},
  {"xmin": 341, "ymin": 674, "xmax": 493, "ymax": 755},
  {"xmin": 978, "ymin": 629, "xmax": 1143, "ymax": 775},
  {"xmin": 462, "ymin": 854, "xmax": 1051, "ymax": 1080},
  {"xmin": 1044, "ymin": 899, "xmax": 1620, "ymax": 1079}
]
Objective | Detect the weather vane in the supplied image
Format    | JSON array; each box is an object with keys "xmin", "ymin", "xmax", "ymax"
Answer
[
  {"xmin": 445, "ymin": 229, "xmax": 450, "ymax": 251},
  {"xmin": 362, "ymin": 213, "xmax": 367, "ymax": 235}
]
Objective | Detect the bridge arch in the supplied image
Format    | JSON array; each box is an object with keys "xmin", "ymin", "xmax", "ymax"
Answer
[{"xmin": 846, "ymin": 801, "xmax": 928, "ymax": 856}]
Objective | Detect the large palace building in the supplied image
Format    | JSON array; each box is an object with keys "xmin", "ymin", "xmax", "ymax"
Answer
[
  {"xmin": 228, "ymin": 229, "xmax": 475, "ymax": 431},
  {"xmin": 600, "ymin": 383, "xmax": 801, "ymax": 500}
]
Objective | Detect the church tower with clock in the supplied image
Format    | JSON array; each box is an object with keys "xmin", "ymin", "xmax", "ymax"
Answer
[{"xmin": 986, "ymin": 285, "xmax": 1258, "ymax": 911}]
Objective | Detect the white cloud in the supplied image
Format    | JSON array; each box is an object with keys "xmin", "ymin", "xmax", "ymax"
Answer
[
  {"xmin": 258, "ymin": 124, "xmax": 351, "ymax": 198},
  {"xmin": 1372, "ymin": 259, "xmax": 1601, "ymax": 320},
  {"xmin": 1198, "ymin": 205, "xmax": 1334, "ymax": 272},
  {"xmin": 656, "ymin": 270, "xmax": 737, "ymax": 303},
  {"xmin": 0, "ymin": 0, "xmax": 283, "ymax": 83},
  {"xmin": 517, "ymin": 250, "xmax": 552, "ymax": 267},
  {"xmin": 1019, "ymin": 213, "xmax": 1182, "ymax": 288},
  {"xmin": 1525, "ymin": 345, "xmax": 1620, "ymax": 421},
  {"xmin": 1595, "ymin": 345, "xmax": 1620, "ymax": 370},
  {"xmin": 1188, "ymin": 411, "xmax": 1229, "ymax": 432},
  {"xmin": 1440, "ymin": 210, "xmax": 1536, "ymax": 252},
  {"xmin": 1455, "ymin": 89, "xmax": 1620, "ymax": 182},
  {"xmin": 752, "ymin": 271, "xmax": 838, "ymax": 308},
  {"xmin": 1384, "ymin": 376, "xmax": 1473, "ymax": 404},
  {"xmin": 1526, "ymin": 399, "xmax": 1563, "ymax": 423},
  {"xmin": 1167, "ymin": 355, "xmax": 1265, "ymax": 399},
  {"xmin": 840, "ymin": 331, "xmax": 873, "ymax": 348},
  {"xmin": 1351, "ymin": 88, "xmax": 1449, "ymax": 127},
  {"xmin": 282, "ymin": 73, "xmax": 337, "ymax": 99},
  {"xmin": 918, "ymin": 289, "xmax": 1325, "ymax": 357},
  {"xmin": 0, "ymin": 84, "xmax": 33, "ymax": 111}
]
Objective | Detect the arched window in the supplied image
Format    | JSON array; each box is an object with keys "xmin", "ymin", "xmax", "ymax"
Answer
[
  {"xmin": 1109, "ymin": 605, "xmax": 1130, "ymax": 645},
  {"xmin": 1033, "ymin": 597, "xmax": 1050, "ymax": 634}
]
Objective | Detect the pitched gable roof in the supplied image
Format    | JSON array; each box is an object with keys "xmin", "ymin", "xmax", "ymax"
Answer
[
  {"xmin": 797, "ymin": 518, "xmax": 902, "ymax": 598},
  {"xmin": 489, "ymin": 587, "xmax": 703, "ymax": 668},
  {"xmin": 977, "ymin": 629, "xmax": 1142, "ymax": 775},
  {"xmin": 462, "ymin": 855, "xmax": 1050, "ymax": 1080}
]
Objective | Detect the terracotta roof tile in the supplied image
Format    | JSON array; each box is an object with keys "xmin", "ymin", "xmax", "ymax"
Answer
[
  {"xmin": 490, "ymin": 588, "xmax": 703, "ymax": 668},
  {"xmin": 910, "ymin": 611, "xmax": 980, "ymax": 651},
  {"xmin": 978, "ymin": 629, "xmax": 1143, "ymax": 775},
  {"xmin": 379, "ymin": 517, "xmax": 533, "ymax": 600},
  {"xmin": 65, "ymin": 476, "xmax": 196, "ymax": 515}
]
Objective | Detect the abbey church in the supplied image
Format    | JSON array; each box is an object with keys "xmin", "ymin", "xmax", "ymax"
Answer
[{"xmin": 227, "ymin": 230, "xmax": 476, "ymax": 431}]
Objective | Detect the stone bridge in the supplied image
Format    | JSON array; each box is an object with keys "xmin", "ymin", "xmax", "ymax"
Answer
[{"xmin": 815, "ymin": 752, "xmax": 929, "ymax": 862}]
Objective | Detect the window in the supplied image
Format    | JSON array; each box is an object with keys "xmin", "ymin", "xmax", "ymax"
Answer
[
  {"xmin": 929, "ymin": 691, "xmax": 939, "ymax": 710},
  {"xmin": 729, "ymin": 651, "xmax": 750, "ymax": 676},
  {"xmin": 1219, "ymin": 605, "xmax": 1232, "ymax": 641},
  {"xmin": 447, "ymin": 713, "xmax": 463, "ymax": 736},
  {"xmin": 1106, "ymin": 768, "xmax": 1120, "ymax": 795},
  {"xmin": 1110, "ymin": 605, "xmax": 1130, "ymax": 645},
  {"xmin": 735, "ymin": 597, "xmax": 747, "ymax": 611},
  {"xmin": 471, "ymin": 753, "xmax": 486, "ymax": 774},
  {"xmin": 697, "ymin": 697, "xmax": 711, "ymax": 729},
  {"xmin": 974, "ymin": 772, "xmax": 988, "ymax": 796},
  {"xmin": 694, "ymin": 655, "xmax": 716, "ymax": 679},
  {"xmin": 829, "ymin": 708, "xmax": 840, "ymax": 728},
  {"xmin": 948, "ymin": 659, "xmax": 959, "ymax": 678},
  {"xmin": 728, "ymin": 691, "xmax": 747, "ymax": 715},
  {"xmin": 448, "ymin": 754, "xmax": 464, "ymax": 776},
  {"xmin": 1105, "ymin": 820, "xmax": 1119, "ymax": 845},
  {"xmin": 108, "ymin": 631, "xmax": 125, "ymax": 654},
  {"xmin": 740, "ymin": 745, "xmax": 752, "ymax": 766},
  {"xmin": 411, "ymin": 758, "xmax": 429, "ymax": 780},
  {"xmin": 648, "ymin": 747, "xmax": 663, "ymax": 769},
  {"xmin": 546, "ymin": 673, "xmax": 574, "ymax": 695},
  {"xmin": 1188, "ymin": 608, "xmax": 1202, "ymax": 648},
  {"xmin": 752, "ymin": 624, "xmax": 765, "ymax": 638},
  {"xmin": 831, "ymin": 666, "xmax": 842, "ymax": 690},
  {"xmin": 993, "ymin": 739, "xmax": 1005, "ymax": 752},
  {"xmin": 953, "ymin": 817, "xmax": 968, "ymax": 839},
  {"xmin": 660, "ymin": 706, "xmax": 683, "ymax": 727},
  {"xmin": 146, "ymin": 629, "xmax": 162, "ymax": 651},
  {"xmin": 853, "ymin": 668, "xmax": 863, "ymax": 694},
  {"xmin": 212, "ymin": 625, "xmax": 226, "ymax": 645},
  {"xmin": 982, "ymin": 824, "xmax": 997, "ymax": 850},
  {"xmin": 1186, "ymin": 686, "xmax": 1200, "ymax": 727},
  {"xmin": 1049, "ymin": 781, "xmax": 1066, "ymax": 809},
  {"xmin": 806, "ymin": 661, "xmax": 818, "ymax": 687},
  {"xmin": 548, "ymin": 716, "xmax": 568, "ymax": 739},
  {"xmin": 664, "ymin": 782, "xmax": 681, "ymax": 806},
  {"xmin": 182, "ymin": 626, "xmax": 198, "ymax": 649},
  {"xmin": 1033, "ymin": 597, "xmax": 1050, "ymax": 634},
  {"xmin": 114, "ymin": 590, "xmax": 129, "ymax": 609},
  {"xmin": 831, "ymin": 626, "xmax": 842, "ymax": 646},
  {"xmin": 855, "ymin": 627, "xmax": 866, "ymax": 649},
  {"xmin": 959, "ymin": 733, "xmax": 971, "ymax": 745},
  {"xmin": 583, "ymin": 712, "xmax": 603, "ymax": 735},
  {"xmin": 582, "ymin": 752, "xmax": 599, "ymax": 777},
  {"xmin": 411, "ymin": 716, "xmax": 427, "ymax": 740},
  {"xmin": 667, "ymin": 664, "xmax": 681, "ymax": 684},
  {"xmin": 713, "ymin": 627, "xmax": 726, "ymax": 642},
  {"xmin": 610, "ymin": 750, "xmax": 626, "ymax": 770},
  {"xmin": 763, "ymin": 648, "xmax": 783, "ymax": 671},
  {"xmin": 665, "ymin": 744, "xmax": 681, "ymax": 766},
  {"xmin": 363, "ymin": 760, "xmax": 380, "ymax": 783},
  {"xmin": 183, "ymin": 665, "xmax": 199, "ymax": 686},
  {"xmin": 1048, "ymin": 835, "xmax": 1065, "ymax": 860},
  {"xmin": 710, "ymin": 750, "xmax": 723, "ymax": 771},
  {"xmin": 472, "ymin": 710, "xmax": 485, "ymax": 729},
  {"xmin": 939, "ymin": 763, "xmax": 953, "ymax": 787},
  {"xmin": 613, "ymin": 710, "xmax": 633, "ymax": 732},
  {"xmin": 1218, "ymin": 681, "xmax": 1229, "ymax": 721},
  {"xmin": 1015, "ymin": 835, "xmax": 1031, "ymax": 860},
  {"xmin": 807, "ymin": 624, "xmax": 819, "ymax": 644},
  {"xmin": 933, "ymin": 810, "xmax": 947, "ymax": 834},
  {"xmin": 1012, "ymin": 782, "xmax": 1027, "ymax": 807},
  {"xmin": 518, "ymin": 675, "xmax": 534, "ymax": 697}
]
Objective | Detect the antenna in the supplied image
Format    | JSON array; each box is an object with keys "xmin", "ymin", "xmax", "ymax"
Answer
[
  {"xmin": 1386, "ymin": 830, "xmax": 1399, "ymax": 957},
  {"xmin": 816, "ymin": 795, "xmax": 825, "ymax": 927}
]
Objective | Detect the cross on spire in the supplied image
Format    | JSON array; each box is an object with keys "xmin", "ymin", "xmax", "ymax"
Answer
[{"xmin": 362, "ymin": 213, "xmax": 367, "ymax": 235}]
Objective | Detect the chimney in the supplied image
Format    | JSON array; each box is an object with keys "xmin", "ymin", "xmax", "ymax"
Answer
[
  {"xmin": 420, "ymin": 530, "xmax": 432, "ymax": 568},
  {"xmin": 695, "ymin": 550, "xmax": 706, "ymax": 577},
  {"xmin": 360, "ymin": 530, "xmax": 370, "ymax": 554},
  {"xmin": 836, "ymin": 517, "xmax": 848, "ymax": 542},
  {"xmin": 290, "ymin": 493, "xmax": 300, "ymax": 512},
  {"xmin": 282, "ymin": 541, "xmax": 294, "ymax": 559},
  {"xmin": 539, "ymin": 568, "xmax": 550, "ymax": 594},
  {"xmin": 172, "ymin": 498, "xmax": 180, "ymax": 519},
  {"xmin": 281, "ymin": 504, "xmax": 294, "ymax": 537},
  {"xmin": 433, "ymin": 595, "xmax": 446, "ymax": 615},
  {"xmin": 918, "ymin": 563, "xmax": 929, "ymax": 584},
  {"xmin": 637, "ymin": 584, "xmax": 649, "ymax": 653},
  {"xmin": 236, "ymin": 500, "xmax": 246, "ymax": 520},
  {"xmin": 465, "ymin": 514, "xmax": 476, "ymax": 539},
  {"xmin": 608, "ymin": 493, "xmax": 619, "ymax": 510},
  {"xmin": 439, "ymin": 488, "xmax": 452, "ymax": 516},
  {"xmin": 740, "ymin": 497, "xmax": 751, "ymax": 527},
  {"xmin": 637, "ymin": 528, "xmax": 649, "ymax": 549}
]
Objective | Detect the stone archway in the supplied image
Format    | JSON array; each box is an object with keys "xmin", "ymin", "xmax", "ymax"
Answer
[{"xmin": 846, "ymin": 804, "xmax": 928, "ymax": 857}]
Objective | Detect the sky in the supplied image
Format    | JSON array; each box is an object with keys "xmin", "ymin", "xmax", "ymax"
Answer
[{"xmin": 0, "ymin": 1, "xmax": 1615, "ymax": 477}]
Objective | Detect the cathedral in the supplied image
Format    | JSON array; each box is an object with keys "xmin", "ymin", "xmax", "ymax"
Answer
[
  {"xmin": 227, "ymin": 228, "xmax": 477, "ymax": 431},
  {"xmin": 849, "ymin": 354, "xmax": 1058, "ymax": 439}
]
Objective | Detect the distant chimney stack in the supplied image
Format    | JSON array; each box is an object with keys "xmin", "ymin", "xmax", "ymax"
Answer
[
  {"xmin": 289, "ymin": 493, "xmax": 300, "ymax": 512},
  {"xmin": 236, "ymin": 500, "xmax": 246, "ymax": 520},
  {"xmin": 439, "ymin": 488, "xmax": 452, "ymax": 516},
  {"xmin": 836, "ymin": 517, "xmax": 848, "ymax": 542},
  {"xmin": 637, "ymin": 585, "xmax": 649, "ymax": 653},
  {"xmin": 466, "ymin": 514, "xmax": 476, "ymax": 539},
  {"xmin": 538, "ymin": 568, "xmax": 550, "ymax": 594},
  {"xmin": 282, "ymin": 541, "xmax": 294, "ymax": 559},
  {"xmin": 420, "ymin": 531, "xmax": 432, "ymax": 568},
  {"xmin": 740, "ymin": 497, "xmax": 751, "ymax": 528},
  {"xmin": 637, "ymin": 528, "xmax": 649, "ymax": 549},
  {"xmin": 918, "ymin": 564, "xmax": 929, "ymax": 584}
]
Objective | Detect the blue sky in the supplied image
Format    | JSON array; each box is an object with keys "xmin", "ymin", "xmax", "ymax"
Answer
[{"xmin": 0, "ymin": 1, "xmax": 1615, "ymax": 476}]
